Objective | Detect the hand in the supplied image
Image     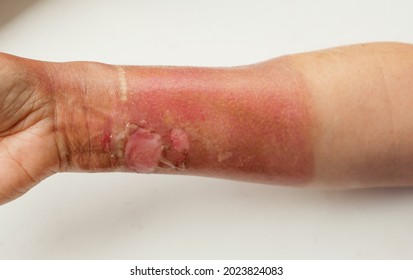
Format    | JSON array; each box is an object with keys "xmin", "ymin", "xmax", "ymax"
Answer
[{"xmin": 0, "ymin": 54, "xmax": 58, "ymax": 205}]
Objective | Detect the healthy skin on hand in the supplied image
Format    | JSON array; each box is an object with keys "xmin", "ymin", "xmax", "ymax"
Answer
[{"xmin": 1, "ymin": 42, "xmax": 413, "ymax": 205}]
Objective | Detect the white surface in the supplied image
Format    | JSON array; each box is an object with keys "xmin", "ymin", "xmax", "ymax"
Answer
[{"xmin": 1, "ymin": 0, "xmax": 413, "ymax": 259}]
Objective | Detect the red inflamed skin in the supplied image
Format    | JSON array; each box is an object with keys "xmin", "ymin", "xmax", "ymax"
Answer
[
  {"xmin": 51, "ymin": 58, "xmax": 314, "ymax": 184},
  {"xmin": 2, "ymin": 42, "xmax": 413, "ymax": 205}
]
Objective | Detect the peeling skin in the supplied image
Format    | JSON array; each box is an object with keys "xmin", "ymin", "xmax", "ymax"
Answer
[
  {"xmin": 170, "ymin": 128, "xmax": 189, "ymax": 153},
  {"xmin": 124, "ymin": 128, "xmax": 162, "ymax": 173},
  {"xmin": 122, "ymin": 126, "xmax": 190, "ymax": 173}
]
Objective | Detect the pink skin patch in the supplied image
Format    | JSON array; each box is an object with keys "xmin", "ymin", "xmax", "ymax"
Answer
[
  {"xmin": 101, "ymin": 130, "xmax": 112, "ymax": 151},
  {"xmin": 170, "ymin": 128, "xmax": 189, "ymax": 153},
  {"xmin": 124, "ymin": 128, "xmax": 162, "ymax": 173}
]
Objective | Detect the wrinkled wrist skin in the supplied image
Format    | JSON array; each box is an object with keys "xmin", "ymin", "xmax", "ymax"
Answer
[{"xmin": 48, "ymin": 58, "xmax": 313, "ymax": 185}]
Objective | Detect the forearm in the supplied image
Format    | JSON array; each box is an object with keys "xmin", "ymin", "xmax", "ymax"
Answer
[
  {"xmin": 290, "ymin": 43, "xmax": 413, "ymax": 187},
  {"xmin": 33, "ymin": 42, "xmax": 413, "ymax": 188},
  {"xmin": 49, "ymin": 58, "xmax": 313, "ymax": 185}
]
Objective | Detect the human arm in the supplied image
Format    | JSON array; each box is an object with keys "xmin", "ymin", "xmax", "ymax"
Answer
[{"xmin": 1, "ymin": 42, "xmax": 413, "ymax": 205}]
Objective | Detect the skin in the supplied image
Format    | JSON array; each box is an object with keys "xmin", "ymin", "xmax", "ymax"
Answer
[{"xmin": 0, "ymin": 42, "xmax": 412, "ymax": 205}]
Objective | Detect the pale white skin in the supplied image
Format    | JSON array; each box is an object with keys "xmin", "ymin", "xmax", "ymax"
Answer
[{"xmin": 0, "ymin": 42, "xmax": 413, "ymax": 206}]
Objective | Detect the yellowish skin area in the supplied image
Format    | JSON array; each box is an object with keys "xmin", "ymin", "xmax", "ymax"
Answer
[{"xmin": 0, "ymin": 42, "xmax": 413, "ymax": 205}]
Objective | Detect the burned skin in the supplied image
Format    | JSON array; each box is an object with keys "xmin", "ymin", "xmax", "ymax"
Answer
[
  {"xmin": 52, "ymin": 57, "xmax": 314, "ymax": 185},
  {"xmin": 6, "ymin": 43, "xmax": 413, "ymax": 206}
]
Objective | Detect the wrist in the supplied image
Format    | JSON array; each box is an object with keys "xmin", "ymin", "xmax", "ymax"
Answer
[{"xmin": 50, "ymin": 61, "xmax": 121, "ymax": 171}]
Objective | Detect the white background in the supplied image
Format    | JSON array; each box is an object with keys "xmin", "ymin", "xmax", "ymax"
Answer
[{"xmin": 0, "ymin": 0, "xmax": 413, "ymax": 259}]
